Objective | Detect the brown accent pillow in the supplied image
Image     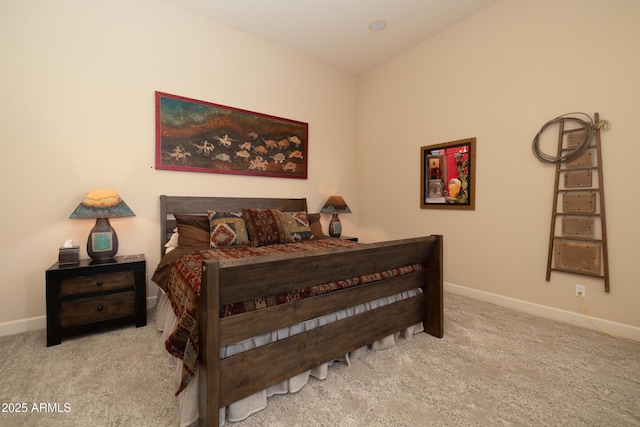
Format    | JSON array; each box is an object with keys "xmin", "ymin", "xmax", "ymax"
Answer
[
  {"xmin": 242, "ymin": 208, "xmax": 289, "ymax": 246},
  {"xmin": 307, "ymin": 212, "xmax": 328, "ymax": 238},
  {"xmin": 174, "ymin": 214, "xmax": 210, "ymax": 248}
]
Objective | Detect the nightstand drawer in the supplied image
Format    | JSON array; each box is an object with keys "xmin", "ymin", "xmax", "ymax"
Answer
[
  {"xmin": 60, "ymin": 291, "xmax": 135, "ymax": 327},
  {"xmin": 61, "ymin": 271, "xmax": 134, "ymax": 297}
]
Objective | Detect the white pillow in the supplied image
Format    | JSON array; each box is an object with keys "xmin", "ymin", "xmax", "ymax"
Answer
[{"xmin": 164, "ymin": 228, "xmax": 179, "ymax": 253}]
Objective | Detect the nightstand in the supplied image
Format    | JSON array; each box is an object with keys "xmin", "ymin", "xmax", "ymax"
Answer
[
  {"xmin": 46, "ymin": 254, "xmax": 146, "ymax": 346},
  {"xmin": 340, "ymin": 236, "xmax": 358, "ymax": 242}
]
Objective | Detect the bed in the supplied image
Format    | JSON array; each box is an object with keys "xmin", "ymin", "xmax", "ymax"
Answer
[{"xmin": 153, "ymin": 195, "xmax": 443, "ymax": 426}]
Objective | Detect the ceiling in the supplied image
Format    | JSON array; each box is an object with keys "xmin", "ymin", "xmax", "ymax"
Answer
[{"xmin": 163, "ymin": 0, "xmax": 497, "ymax": 75}]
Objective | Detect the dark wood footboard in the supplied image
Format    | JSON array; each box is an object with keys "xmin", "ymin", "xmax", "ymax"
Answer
[{"xmin": 198, "ymin": 235, "xmax": 443, "ymax": 425}]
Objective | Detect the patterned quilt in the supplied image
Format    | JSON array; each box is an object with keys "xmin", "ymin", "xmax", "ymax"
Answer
[{"xmin": 152, "ymin": 239, "xmax": 422, "ymax": 395}]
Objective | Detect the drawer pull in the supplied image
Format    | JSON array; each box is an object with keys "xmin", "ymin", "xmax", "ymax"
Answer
[
  {"xmin": 96, "ymin": 280, "xmax": 103, "ymax": 286},
  {"xmin": 97, "ymin": 305, "xmax": 104, "ymax": 312}
]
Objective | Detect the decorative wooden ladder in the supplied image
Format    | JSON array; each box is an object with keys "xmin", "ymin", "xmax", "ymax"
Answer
[{"xmin": 546, "ymin": 112, "xmax": 609, "ymax": 292}]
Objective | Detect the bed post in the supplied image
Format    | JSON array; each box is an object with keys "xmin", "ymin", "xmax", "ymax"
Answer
[
  {"xmin": 199, "ymin": 261, "xmax": 221, "ymax": 427},
  {"xmin": 424, "ymin": 234, "xmax": 443, "ymax": 338}
]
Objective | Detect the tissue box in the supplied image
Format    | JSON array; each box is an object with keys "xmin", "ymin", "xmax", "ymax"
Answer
[{"xmin": 59, "ymin": 246, "xmax": 80, "ymax": 265}]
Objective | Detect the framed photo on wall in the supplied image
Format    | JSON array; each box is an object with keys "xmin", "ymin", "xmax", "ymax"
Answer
[{"xmin": 420, "ymin": 137, "xmax": 476, "ymax": 210}]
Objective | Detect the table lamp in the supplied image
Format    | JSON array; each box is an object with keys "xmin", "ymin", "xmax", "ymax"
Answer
[
  {"xmin": 320, "ymin": 195, "xmax": 351, "ymax": 238},
  {"xmin": 69, "ymin": 189, "xmax": 135, "ymax": 261}
]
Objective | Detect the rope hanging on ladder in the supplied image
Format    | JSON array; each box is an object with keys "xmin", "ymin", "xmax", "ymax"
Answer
[{"xmin": 532, "ymin": 112, "xmax": 605, "ymax": 164}]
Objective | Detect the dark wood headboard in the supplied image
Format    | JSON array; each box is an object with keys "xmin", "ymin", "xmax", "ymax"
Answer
[{"xmin": 159, "ymin": 195, "xmax": 308, "ymax": 257}]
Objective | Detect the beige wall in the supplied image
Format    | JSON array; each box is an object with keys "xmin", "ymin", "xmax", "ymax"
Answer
[
  {"xmin": 0, "ymin": 0, "xmax": 359, "ymax": 329},
  {"xmin": 2, "ymin": 0, "xmax": 638, "ymax": 338},
  {"xmin": 358, "ymin": 0, "xmax": 640, "ymax": 332}
]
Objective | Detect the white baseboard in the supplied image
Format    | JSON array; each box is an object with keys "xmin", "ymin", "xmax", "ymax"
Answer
[
  {"xmin": 0, "ymin": 315, "xmax": 46, "ymax": 337},
  {"xmin": 0, "ymin": 295, "xmax": 159, "ymax": 338},
  {"xmin": 445, "ymin": 282, "xmax": 640, "ymax": 342}
]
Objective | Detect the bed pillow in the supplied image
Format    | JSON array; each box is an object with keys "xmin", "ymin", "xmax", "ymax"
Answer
[
  {"xmin": 174, "ymin": 214, "xmax": 210, "ymax": 248},
  {"xmin": 280, "ymin": 211, "xmax": 314, "ymax": 241},
  {"xmin": 207, "ymin": 211, "xmax": 250, "ymax": 248},
  {"xmin": 242, "ymin": 208, "xmax": 290, "ymax": 246},
  {"xmin": 307, "ymin": 213, "xmax": 328, "ymax": 239},
  {"xmin": 164, "ymin": 228, "xmax": 180, "ymax": 253}
]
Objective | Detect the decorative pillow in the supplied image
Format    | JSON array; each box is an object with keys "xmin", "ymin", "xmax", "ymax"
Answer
[
  {"xmin": 242, "ymin": 208, "xmax": 289, "ymax": 246},
  {"xmin": 164, "ymin": 228, "xmax": 180, "ymax": 253},
  {"xmin": 207, "ymin": 211, "xmax": 250, "ymax": 248},
  {"xmin": 307, "ymin": 212, "xmax": 328, "ymax": 239},
  {"xmin": 280, "ymin": 211, "xmax": 314, "ymax": 241},
  {"xmin": 175, "ymin": 214, "xmax": 210, "ymax": 248}
]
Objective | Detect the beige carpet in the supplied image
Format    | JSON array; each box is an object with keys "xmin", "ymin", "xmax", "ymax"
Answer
[{"xmin": 0, "ymin": 293, "xmax": 638, "ymax": 426}]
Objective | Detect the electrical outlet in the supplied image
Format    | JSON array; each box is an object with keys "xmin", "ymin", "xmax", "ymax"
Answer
[{"xmin": 576, "ymin": 285, "xmax": 586, "ymax": 298}]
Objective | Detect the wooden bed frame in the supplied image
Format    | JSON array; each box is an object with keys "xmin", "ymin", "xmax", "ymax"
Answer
[{"xmin": 159, "ymin": 195, "xmax": 443, "ymax": 426}]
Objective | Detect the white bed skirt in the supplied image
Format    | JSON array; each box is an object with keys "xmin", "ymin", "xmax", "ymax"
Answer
[{"xmin": 155, "ymin": 290, "xmax": 424, "ymax": 427}]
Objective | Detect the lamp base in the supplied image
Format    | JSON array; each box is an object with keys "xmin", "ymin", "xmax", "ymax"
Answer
[
  {"xmin": 328, "ymin": 213, "xmax": 342, "ymax": 238},
  {"xmin": 87, "ymin": 218, "xmax": 118, "ymax": 261}
]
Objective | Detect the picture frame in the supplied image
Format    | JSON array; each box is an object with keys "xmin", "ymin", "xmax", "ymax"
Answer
[
  {"xmin": 155, "ymin": 92, "xmax": 308, "ymax": 179},
  {"xmin": 420, "ymin": 137, "xmax": 476, "ymax": 210}
]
